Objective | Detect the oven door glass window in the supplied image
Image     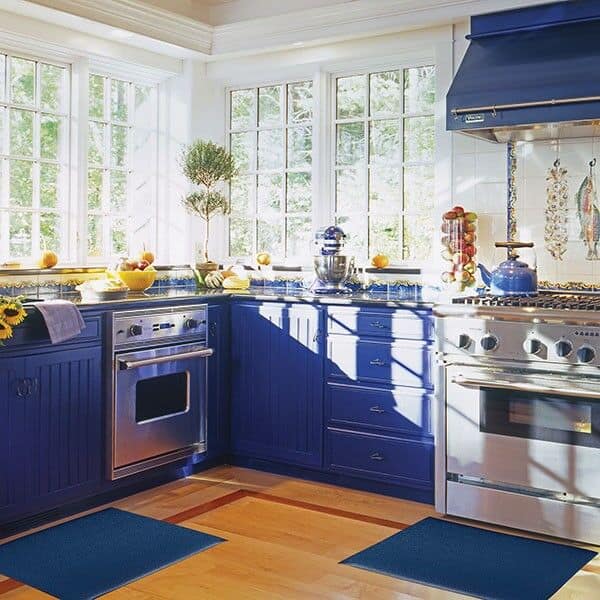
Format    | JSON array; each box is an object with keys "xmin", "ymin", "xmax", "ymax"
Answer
[
  {"xmin": 135, "ymin": 372, "xmax": 189, "ymax": 423},
  {"xmin": 481, "ymin": 388, "xmax": 600, "ymax": 448}
]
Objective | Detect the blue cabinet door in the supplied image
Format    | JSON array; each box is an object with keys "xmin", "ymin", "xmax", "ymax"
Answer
[
  {"xmin": 206, "ymin": 303, "xmax": 230, "ymax": 460},
  {"xmin": 231, "ymin": 302, "xmax": 323, "ymax": 467},
  {"xmin": 1, "ymin": 346, "xmax": 103, "ymax": 522}
]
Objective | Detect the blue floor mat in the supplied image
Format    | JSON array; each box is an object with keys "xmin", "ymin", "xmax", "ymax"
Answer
[
  {"xmin": 341, "ymin": 517, "xmax": 596, "ymax": 599},
  {"xmin": 0, "ymin": 507, "xmax": 224, "ymax": 599}
]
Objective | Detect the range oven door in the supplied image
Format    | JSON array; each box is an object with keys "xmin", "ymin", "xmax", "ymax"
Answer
[
  {"xmin": 112, "ymin": 342, "xmax": 212, "ymax": 479},
  {"xmin": 446, "ymin": 365, "xmax": 600, "ymax": 500}
]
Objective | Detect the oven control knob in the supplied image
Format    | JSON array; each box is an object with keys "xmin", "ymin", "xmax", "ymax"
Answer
[
  {"xmin": 523, "ymin": 338, "xmax": 542, "ymax": 355},
  {"xmin": 577, "ymin": 346, "xmax": 595, "ymax": 363},
  {"xmin": 555, "ymin": 340, "xmax": 573, "ymax": 358},
  {"xmin": 480, "ymin": 334, "xmax": 498, "ymax": 351},
  {"xmin": 129, "ymin": 324, "xmax": 143, "ymax": 336},
  {"xmin": 458, "ymin": 334, "xmax": 472, "ymax": 349},
  {"xmin": 185, "ymin": 318, "xmax": 199, "ymax": 330}
]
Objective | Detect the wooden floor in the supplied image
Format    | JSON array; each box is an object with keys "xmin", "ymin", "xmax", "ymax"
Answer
[{"xmin": 0, "ymin": 466, "xmax": 598, "ymax": 599}]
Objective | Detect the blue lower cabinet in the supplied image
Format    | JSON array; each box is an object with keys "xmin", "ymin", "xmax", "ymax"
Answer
[
  {"xmin": 0, "ymin": 346, "xmax": 103, "ymax": 523},
  {"xmin": 206, "ymin": 303, "xmax": 230, "ymax": 460},
  {"xmin": 326, "ymin": 428, "xmax": 434, "ymax": 490},
  {"xmin": 231, "ymin": 302, "xmax": 323, "ymax": 467}
]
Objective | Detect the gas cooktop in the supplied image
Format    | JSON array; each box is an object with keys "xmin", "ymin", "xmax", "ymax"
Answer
[{"xmin": 452, "ymin": 292, "xmax": 600, "ymax": 311}]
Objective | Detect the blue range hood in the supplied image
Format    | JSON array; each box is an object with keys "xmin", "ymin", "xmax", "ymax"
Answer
[{"xmin": 447, "ymin": 0, "xmax": 600, "ymax": 143}]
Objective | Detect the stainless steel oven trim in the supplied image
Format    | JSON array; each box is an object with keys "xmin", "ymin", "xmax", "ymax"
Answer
[{"xmin": 118, "ymin": 348, "xmax": 213, "ymax": 370}]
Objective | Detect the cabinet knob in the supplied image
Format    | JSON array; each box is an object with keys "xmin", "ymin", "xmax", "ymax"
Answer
[
  {"xmin": 370, "ymin": 321, "xmax": 386, "ymax": 329},
  {"xmin": 369, "ymin": 358, "xmax": 386, "ymax": 366},
  {"xmin": 369, "ymin": 451, "xmax": 384, "ymax": 461},
  {"xmin": 369, "ymin": 405, "xmax": 385, "ymax": 413}
]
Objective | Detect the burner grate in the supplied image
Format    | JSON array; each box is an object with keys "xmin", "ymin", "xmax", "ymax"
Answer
[{"xmin": 452, "ymin": 292, "xmax": 600, "ymax": 311}]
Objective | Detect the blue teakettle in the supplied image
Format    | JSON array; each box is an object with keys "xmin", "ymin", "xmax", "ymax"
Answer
[{"xmin": 478, "ymin": 242, "xmax": 538, "ymax": 296}]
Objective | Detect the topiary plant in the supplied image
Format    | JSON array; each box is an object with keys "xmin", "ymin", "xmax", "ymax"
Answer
[{"xmin": 180, "ymin": 140, "xmax": 236, "ymax": 266}]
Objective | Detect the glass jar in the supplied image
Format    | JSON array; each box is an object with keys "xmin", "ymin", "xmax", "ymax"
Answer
[{"xmin": 440, "ymin": 206, "xmax": 478, "ymax": 293}]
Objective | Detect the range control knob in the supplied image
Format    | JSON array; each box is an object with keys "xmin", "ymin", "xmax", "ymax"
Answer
[
  {"xmin": 129, "ymin": 324, "xmax": 143, "ymax": 336},
  {"xmin": 577, "ymin": 346, "xmax": 596, "ymax": 364},
  {"xmin": 555, "ymin": 340, "xmax": 573, "ymax": 358},
  {"xmin": 523, "ymin": 338, "xmax": 542, "ymax": 355},
  {"xmin": 458, "ymin": 334, "xmax": 472, "ymax": 349},
  {"xmin": 185, "ymin": 318, "xmax": 199, "ymax": 330},
  {"xmin": 480, "ymin": 334, "xmax": 498, "ymax": 352}
]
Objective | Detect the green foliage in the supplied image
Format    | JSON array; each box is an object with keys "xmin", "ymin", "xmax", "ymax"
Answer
[
  {"xmin": 180, "ymin": 140, "xmax": 236, "ymax": 191},
  {"xmin": 182, "ymin": 190, "xmax": 230, "ymax": 222}
]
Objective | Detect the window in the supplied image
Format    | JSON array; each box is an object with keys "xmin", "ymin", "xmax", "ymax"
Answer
[
  {"xmin": 334, "ymin": 66, "xmax": 435, "ymax": 262},
  {"xmin": 228, "ymin": 81, "xmax": 314, "ymax": 259},
  {"xmin": 0, "ymin": 53, "xmax": 69, "ymax": 261},
  {"xmin": 87, "ymin": 74, "xmax": 158, "ymax": 260}
]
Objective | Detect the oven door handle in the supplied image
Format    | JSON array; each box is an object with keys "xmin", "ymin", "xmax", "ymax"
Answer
[
  {"xmin": 451, "ymin": 375, "xmax": 600, "ymax": 400},
  {"xmin": 118, "ymin": 348, "xmax": 214, "ymax": 370}
]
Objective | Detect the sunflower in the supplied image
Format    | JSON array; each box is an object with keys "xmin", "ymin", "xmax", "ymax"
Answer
[
  {"xmin": 0, "ymin": 319, "xmax": 13, "ymax": 341},
  {"xmin": 0, "ymin": 302, "xmax": 27, "ymax": 326}
]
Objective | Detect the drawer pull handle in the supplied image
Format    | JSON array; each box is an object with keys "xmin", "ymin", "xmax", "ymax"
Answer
[
  {"xmin": 369, "ymin": 405, "xmax": 385, "ymax": 413},
  {"xmin": 370, "ymin": 452, "xmax": 384, "ymax": 461},
  {"xmin": 369, "ymin": 358, "xmax": 386, "ymax": 366},
  {"xmin": 370, "ymin": 321, "xmax": 386, "ymax": 329}
]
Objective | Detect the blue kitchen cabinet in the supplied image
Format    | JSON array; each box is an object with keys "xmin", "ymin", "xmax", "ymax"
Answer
[
  {"xmin": 230, "ymin": 302, "xmax": 323, "ymax": 467},
  {"xmin": 206, "ymin": 303, "xmax": 230, "ymax": 460},
  {"xmin": 0, "ymin": 345, "xmax": 103, "ymax": 524}
]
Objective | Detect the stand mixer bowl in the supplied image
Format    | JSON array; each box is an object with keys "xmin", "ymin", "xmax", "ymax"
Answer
[{"xmin": 313, "ymin": 255, "xmax": 354, "ymax": 292}]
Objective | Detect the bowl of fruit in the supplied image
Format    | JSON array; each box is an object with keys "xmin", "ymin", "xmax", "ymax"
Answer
[{"xmin": 113, "ymin": 250, "xmax": 157, "ymax": 291}]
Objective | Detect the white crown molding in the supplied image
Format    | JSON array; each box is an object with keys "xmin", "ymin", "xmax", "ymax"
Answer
[{"xmin": 27, "ymin": 0, "xmax": 213, "ymax": 55}]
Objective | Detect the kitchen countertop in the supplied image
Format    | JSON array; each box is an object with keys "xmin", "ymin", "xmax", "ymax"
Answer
[{"xmin": 26, "ymin": 286, "xmax": 435, "ymax": 311}]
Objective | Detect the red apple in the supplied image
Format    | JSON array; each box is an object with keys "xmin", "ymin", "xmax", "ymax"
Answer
[
  {"xmin": 137, "ymin": 260, "xmax": 150, "ymax": 271},
  {"xmin": 463, "ymin": 232, "xmax": 477, "ymax": 244},
  {"xmin": 464, "ymin": 245, "xmax": 477, "ymax": 257},
  {"xmin": 452, "ymin": 205, "xmax": 465, "ymax": 217},
  {"xmin": 443, "ymin": 210, "xmax": 458, "ymax": 220}
]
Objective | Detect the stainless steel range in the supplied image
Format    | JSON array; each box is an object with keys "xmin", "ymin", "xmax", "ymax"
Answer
[
  {"xmin": 109, "ymin": 304, "xmax": 212, "ymax": 480},
  {"xmin": 435, "ymin": 293, "xmax": 600, "ymax": 545}
]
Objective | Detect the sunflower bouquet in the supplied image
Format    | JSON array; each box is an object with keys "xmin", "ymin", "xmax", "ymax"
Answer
[{"xmin": 0, "ymin": 296, "xmax": 27, "ymax": 344}]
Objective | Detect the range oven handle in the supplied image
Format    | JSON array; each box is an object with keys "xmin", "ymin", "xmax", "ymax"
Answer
[
  {"xmin": 451, "ymin": 375, "xmax": 600, "ymax": 400},
  {"xmin": 118, "ymin": 348, "xmax": 214, "ymax": 370}
]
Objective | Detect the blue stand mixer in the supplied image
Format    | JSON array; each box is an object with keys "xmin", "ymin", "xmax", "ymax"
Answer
[{"xmin": 311, "ymin": 226, "xmax": 355, "ymax": 294}]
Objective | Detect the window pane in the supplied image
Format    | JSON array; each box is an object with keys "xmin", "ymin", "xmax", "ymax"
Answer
[
  {"xmin": 134, "ymin": 85, "xmax": 157, "ymax": 129},
  {"xmin": 87, "ymin": 169, "xmax": 103, "ymax": 210},
  {"xmin": 257, "ymin": 173, "xmax": 283, "ymax": 213},
  {"xmin": 288, "ymin": 81, "xmax": 313, "ymax": 123},
  {"xmin": 258, "ymin": 129, "xmax": 283, "ymax": 170},
  {"xmin": 404, "ymin": 66, "xmax": 435, "ymax": 114},
  {"xmin": 287, "ymin": 216, "xmax": 311, "ymax": 257},
  {"xmin": 230, "ymin": 175, "xmax": 254, "ymax": 214},
  {"xmin": 336, "ymin": 76, "xmax": 364, "ymax": 119},
  {"xmin": 9, "ymin": 160, "xmax": 33, "ymax": 207},
  {"xmin": 370, "ymin": 215, "xmax": 401, "ymax": 262},
  {"xmin": 404, "ymin": 165, "xmax": 434, "ymax": 213},
  {"xmin": 88, "ymin": 215, "xmax": 103, "ymax": 257},
  {"xmin": 336, "ymin": 122, "xmax": 365, "ymax": 166},
  {"xmin": 230, "ymin": 217, "xmax": 253, "ymax": 256},
  {"xmin": 369, "ymin": 167, "xmax": 401, "ymax": 212},
  {"xmin": 336, "ymin": 168, "xmax": 365, "ymax": 213},
  {"xmin": 111, "ymin": 79, "xmax": 129, "ymax": 122},
  {"xmin": 258, "ymin": 218, "xmax": 283, "ymax": 255},
  {"xmin": 40, "ymin": 64, "xmax": 65, "ymax": 113},
  {"xmin": 287, "ymin": 172, "xmax": 311, "ymax": 213},
  {"xmin": 288, "ymin": 125, "xmax": 312, "ymax": 168},
  {"xmin": 9, "ymin": 109, "xmax": 33, "ymax": 157},
  {"xmin": 370, "ymin": 71, "xmax": 401, "ymax": 116},
  {"xmin": 230, "ymin": 89, "xmax": 255, "ymax": 130},
  {"xmin": 89, "ymin": 74, "xmax": 105, "ymax": 119},
  {"xmin": 111, "ymin": 218, "xmax": 128, "ymax": 255},
  {"xmin": 40, "ymin": 212, "xmax": 61, "ymax": 252},
  {"xmin": 369, "ymin": 119, "xmax": 400, "ymax": 165},
  {"xmin": 336, "ymin": 215, "xmax": 366, "ymax": 258},
  {"xmin": 258, "ymin": 85, "xmax": 281, "ymax": 127},
  {"xmin": 111, "ymin": 125, "xmax": 128, "ymax": 167},
  {"xmin": 88, "ymin": 121, "xmax": 105, "ymax": 165},
  {"xmin": 10, "ymin": 57, "xmax": 35, "ymax": 106},
  {"xmin": 231, "ymin": 131, "xmax": 255, "ymax": 171},
  {"xmin": 403, "ymin": 213, "xmax": 434, "ymax": 260},
  {"xmin": 404, "ymin": 116, "xmax": 434, "ymax": 162},
  {"xmin": 0, "ymin": 108, "xmax": 5, "ymax": 154},
  {"xmin": 0, "ymin": 55, "xmax": 5, "ymax": 101},
  {"xmin": 9, "ymin": 211, "xmax": 32, "ymax": 257},
  {"xmin": 40, "ymin": 115, "xmax": 63, "ymax": 160},
  {"xmin": 110, "ymin": 171, "xmax": 127, "ymax": 211},
  {"xmin": 40, "ymin": 163, "xmax": 59, "ymax": 209}
]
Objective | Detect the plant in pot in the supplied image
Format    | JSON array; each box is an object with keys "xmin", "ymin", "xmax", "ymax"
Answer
[{"xmin": 180, "ymin": 140, "xmax": 236, "ymax": 280}]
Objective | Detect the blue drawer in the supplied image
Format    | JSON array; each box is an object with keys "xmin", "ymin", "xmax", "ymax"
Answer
[
  {"xmin": 327, "ymin": 307, "xmax": 432, "ymax": 341},
  {"xmin": 327, "ymin": 383, "xmax": 432, "ymax": 436},
  {"xmin": 327, "ymin": 428, "xmax": 434, "ymax": 488},
  {"xmin": 327, "ymin": 337, "xmax": 433, "ymax": 388}
]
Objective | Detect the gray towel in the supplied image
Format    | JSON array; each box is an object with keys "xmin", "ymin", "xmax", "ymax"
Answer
[{"xmin": 36, "ymin": 300, "xmax": 85, "ymax": 344}]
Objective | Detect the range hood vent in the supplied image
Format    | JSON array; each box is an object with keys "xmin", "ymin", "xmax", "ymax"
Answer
[{"xmin": 447, "ymin": 1, "xmax": 600, "ymax": 143}]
